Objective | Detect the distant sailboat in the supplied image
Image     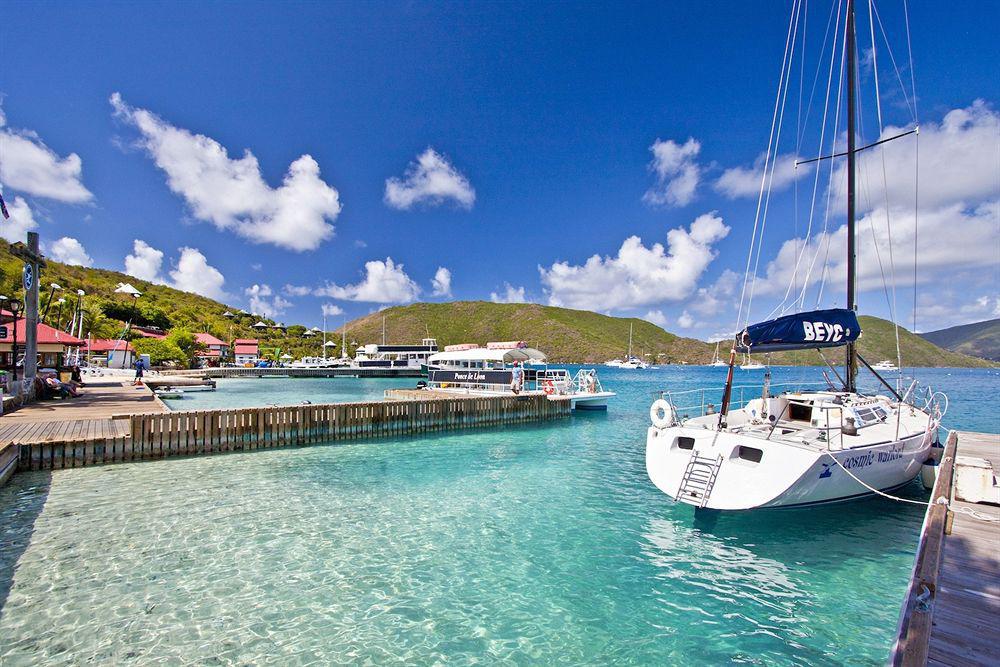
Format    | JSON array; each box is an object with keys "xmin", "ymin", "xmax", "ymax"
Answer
[{"xmin": 710, "ymin": 342, "xmax": 728, "ymax": 367}]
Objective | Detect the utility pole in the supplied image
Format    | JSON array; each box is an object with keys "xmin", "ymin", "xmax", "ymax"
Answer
[{"xmin": 9, "ymin": 231, "xmax": 45, "ymax": 389}]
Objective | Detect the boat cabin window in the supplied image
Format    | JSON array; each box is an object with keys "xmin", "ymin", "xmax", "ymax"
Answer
[
  {"xmin": 737, "ymin": 446, "xmax": 763, "ymax": 463},
  {"xmin": 788, "ymin": 402, "xmax": 812, "ymax": 422},
  {"xmin": 675, "ymin": 436, "xmax": 695, "ymax": 450}
]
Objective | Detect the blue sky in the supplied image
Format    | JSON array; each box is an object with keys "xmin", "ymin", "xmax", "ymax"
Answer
[{"xmin": 0, "ymin": 1, "xmax": 997, "ymax": 338}]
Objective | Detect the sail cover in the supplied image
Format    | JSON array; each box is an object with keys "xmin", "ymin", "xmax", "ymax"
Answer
[{"xmin": 735, "ymin": 308, "xmax": 860, "ymax": 353}]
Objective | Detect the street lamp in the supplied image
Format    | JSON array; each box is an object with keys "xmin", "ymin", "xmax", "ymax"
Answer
[
  {"xmin": 41, "ymin": 282, "xmax": 62, "ymax": 323},
  {"xmin": 9, "ymin": 299, "xmax": 22, "ymax": 381},
  {"xmin": 55, "ymin": 298, "xmax": 67, "ymax": 330}
]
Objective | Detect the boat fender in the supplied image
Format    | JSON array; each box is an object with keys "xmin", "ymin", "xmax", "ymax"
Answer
[
  {"xmin": 650, "ymin": 399, "xmax": 674, "ymax": 429},
  {"xmin": 543, "ymin": 380, "xmax": 556, "ymax": 395}
]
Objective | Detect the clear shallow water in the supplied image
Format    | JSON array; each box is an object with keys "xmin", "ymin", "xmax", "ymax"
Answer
[{"xmin": 0, "ymin": 366, "xmax": 995, "ymax": 664}]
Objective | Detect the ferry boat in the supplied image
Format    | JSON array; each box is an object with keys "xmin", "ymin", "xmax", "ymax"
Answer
[
  {"xmin": 288, "ymin": 356, "xmax": 347, "ymax": 369},
  {"xmin": 426, "ymin": 341, "xmax": 615, "ymax": 410},
  {"xmin": 644, "ymin": 0, "xmax": 945, "ymax": 510},
  {"xmin": 355, "ymin": 338, "xmax": 439, "ymax": 369}
]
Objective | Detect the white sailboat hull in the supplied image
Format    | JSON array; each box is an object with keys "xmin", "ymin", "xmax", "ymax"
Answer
[{"xmin": 645, "ymin": 418, "xmax": 936, "ymax": 510}]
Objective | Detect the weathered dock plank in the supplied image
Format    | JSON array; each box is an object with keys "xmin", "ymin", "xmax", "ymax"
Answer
[{"xmin": 892, "ymin": 431, "xmax": 1000, "ymax": 667}]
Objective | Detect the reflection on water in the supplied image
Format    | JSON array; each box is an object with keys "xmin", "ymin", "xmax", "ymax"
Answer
[{"xmin": 0, "ymin": 366, "xmax": 989, "ymax": 665}]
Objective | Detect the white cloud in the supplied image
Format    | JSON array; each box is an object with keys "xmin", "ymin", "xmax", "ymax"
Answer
[
  {"xmin": 677, "ymin": 311, "xmax": 695, "ymax": 329},
  {"xmin": 384, "ymin": 148, "xmax": 475, "ymax": 210},
  {"xmin": 644, "ymin": 310, "xmax": 668, "ymax": 327},
  {"xmin": 283, "ymin": 284, "xmax": 312, "ymax": 297},
  {"xmin": 431, "ymin": 266, "xmax": 452, "ymax": 297},
  {"xmin": 689, "ymin": 269, "xmax": 740, "ymax": 317},
  {"xmin": 914, "ymin": 291, "xmax": 1000, "ymax": 331},
  {"xmin": 833, "ymin": 100, "xmax": 999, "ymax": 214},
  {"xmin": 490, "ymin": 283, "xmax": 527, "ymax": 304},
  {"xmin": 169, "ymin": 247, "xmax": 227, "ymax": 300},
  {"xmin": 759, "ymin": 201, "xmax": 998, "ymax": 299},
  {"xmin": 124, "ymin": 239, "xmax": 165, "ymax": 283},
  {"xmin": 643, "ymin": 138, "xmax": 702, "ymax": 207},
  {"xmin": 0, "ymin": 194, "xmax": 38, "ymax": 242},
  {"xmin": 316, "ymin": 258, "xmax": 420, "ymax": 303},
  {"xmin": 754, "ymin": 102, "xmax": 1000, "ymax": 312},
  {"xmin": 50, "ymin": 236, "xmax": 93, "ymax": 267},
  {"xmin": 539, "ymin": 212, "xmax": 730, "ymax": 310},
  {"xmin": 715, "ymin": 152, "xmax": 809, "ymax": 198},
  {"xmin": 245, "ymin": 283, "xmax": 291, "ymax": 316},
  {"xmin": 0, "ymin": 106, "xmax": 92, "ymax": 203},
  {"xmin": 111, "ymin": 93, "xmax": 341, "ymax": 252},
  {"xmin": 321, "ymin": 303, "xmax": 344, "ymax": 317}
]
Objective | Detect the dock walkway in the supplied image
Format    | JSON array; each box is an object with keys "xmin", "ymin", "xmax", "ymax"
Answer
[
  {"xmin": 893, "ymin": 430, "xmax": 1000, "ymax": 666},
  {"xmin": 1, "ymin": 379, "xmax": 166, "ymax": 423}
]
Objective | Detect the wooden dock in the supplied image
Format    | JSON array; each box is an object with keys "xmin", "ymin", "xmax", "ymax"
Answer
[
  {"xmin": 5, "ymin": 393, "xmax": 570, "ymax": 473},
  {"xmin": 892, "ymin": 430, "xmax": 1000, "ymax": 666},
  {"xmin": 1, "ymin": 379, "xmax": 167, "ymax": 422}
]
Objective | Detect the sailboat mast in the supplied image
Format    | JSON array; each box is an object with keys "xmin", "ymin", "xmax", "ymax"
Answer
[
  {"xmin": 627, "ymin": 322, "xmax": 633, "ymax": 358},
  {"xmin": 845, "ymin": 0, "xmax": 858, "ymax": 393}
]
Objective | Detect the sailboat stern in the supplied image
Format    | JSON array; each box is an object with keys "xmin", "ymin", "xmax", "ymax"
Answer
[{"xmin": 646, "ymin": 426, "xmax": 821, "ymax": 510}]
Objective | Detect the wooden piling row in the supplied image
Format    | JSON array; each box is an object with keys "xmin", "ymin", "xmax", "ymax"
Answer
[{"xmin": 13, "ymin": 393, "xmax": 570, "ymax": 471}]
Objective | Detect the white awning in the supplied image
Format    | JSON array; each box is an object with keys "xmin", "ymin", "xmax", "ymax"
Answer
[{"xmin": 428, "ymin": 347, "xmax": 547, "ymax": 363}]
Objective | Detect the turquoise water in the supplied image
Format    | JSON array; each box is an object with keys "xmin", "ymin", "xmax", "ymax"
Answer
[{"xmin": 0, "ymin": 366, "xmax": 995, "ymax": 664}]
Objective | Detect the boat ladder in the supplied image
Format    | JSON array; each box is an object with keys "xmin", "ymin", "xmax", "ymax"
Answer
[{"xmin": 676, "ymin": 452, "xmax": 724, "ymax": 507}]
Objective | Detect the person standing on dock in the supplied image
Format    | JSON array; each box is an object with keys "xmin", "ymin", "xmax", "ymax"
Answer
[
  {"xmin": 511, "ymin": 361, "xmax": 524, "ymax": 395},
  {"xmin": 133, "ymin": 358, "xmax": 144, "ymax": 385}
]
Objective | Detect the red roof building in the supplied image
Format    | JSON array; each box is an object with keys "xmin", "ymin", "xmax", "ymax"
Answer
[
  {"xmin": 84, "ymin": 339, "xmax": 135, "ymax": 353},
  {"xmin": 0, "ymin": 317, "xmax": 83, "ymax": 369}
]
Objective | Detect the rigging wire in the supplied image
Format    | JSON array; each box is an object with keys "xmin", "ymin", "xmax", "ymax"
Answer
[
  {"xmin": 902, "ymin": 0, "xmax": 921, "ymax": 337},
  {"xmin": 868, "ymin": 0, "xmax": 904, "ymax": 372},
  {"xmin": 735, "ymin": 0, "xmax": 802, "ymax": 333},
  {"xmin": 744, "ymin": 0, "xmax": 804, "ymax": 330},
  {"xmin": 770, "ymin": 0, "xmax": 844, "ymax": 319}
]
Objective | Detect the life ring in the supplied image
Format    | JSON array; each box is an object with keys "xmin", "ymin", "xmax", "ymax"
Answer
[
  {"xmin": 543, "ymin": 380, "xmax": 556, "ymax": 395},
  {"xmin": 650, "ymin": 399, "xmax": 674, "ymax": 429}
]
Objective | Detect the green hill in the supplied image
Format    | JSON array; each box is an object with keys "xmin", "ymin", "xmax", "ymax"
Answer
[
  {"xmin": 918, "ymin": 318, "xmax": 1000, "ymax": 362},
  {"xmin": 336, "ymin": 301, "xmax": 710, "ymax": 364},
  {"xmin": 338, "ymin": 302, "xmax": 993, "ymax": 368}
]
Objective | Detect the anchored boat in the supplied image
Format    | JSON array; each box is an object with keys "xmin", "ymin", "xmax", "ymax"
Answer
[
  {"xmin": 645, "ymin": 0, "xmax": 945, "ymax": 510},
  {"xmin": 427, "ymin": 341, "xmax": 615, "ymax": 410}
]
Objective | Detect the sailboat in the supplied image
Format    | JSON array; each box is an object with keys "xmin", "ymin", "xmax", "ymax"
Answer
[
  {"xmin": 739, "ymin": 353, "xmax": 765, "ymax": 371},
  {"xmin": 612, "ymin": 322, "xmax": 648, "ymax": 369},
  {"xmin": 645, "ymin": 0, "xmax": 943, "ymax": 510},
  {"xmin": 709, "ymin": 342, "xmax": 728, "ymax": 367}
]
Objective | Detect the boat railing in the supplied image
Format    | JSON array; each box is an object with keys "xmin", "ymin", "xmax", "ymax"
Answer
[{"xmin": 655, "ymin": 382, "xmax": 829, "ymax": 422}]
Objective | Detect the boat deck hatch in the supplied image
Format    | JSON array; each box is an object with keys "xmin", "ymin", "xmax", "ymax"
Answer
[
  {"xmin": 676, "ymin": 436, "xmax": 695, "ymax": 450},
  {"xmin": 737, "ymin": 446, "xmax": 763, "ymax": 463},
  {"xmin": 788, "ymin": 402, "xmax": 812, "ymax": 422}
]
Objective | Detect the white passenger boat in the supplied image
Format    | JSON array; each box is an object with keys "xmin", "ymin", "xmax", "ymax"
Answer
[
  {"xmin": 288, "ymin": 356, "xmax": 347, "ymax": 369},
  {"xmin": 427, "ymin": 341, "xmax": 615, "ymax": 410},
  {"xmin": 355, "ymin": 338, "xmax": 439, "ymax": 369},
  {"xmin": 645, "ymin": 0, "xmax": 945, "ymax": 510},
  {"xmin": 872, "ymin": 360, "xmax": 899, "ymax": 372}
]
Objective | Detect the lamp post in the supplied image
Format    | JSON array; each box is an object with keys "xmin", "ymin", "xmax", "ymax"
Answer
[
  {"xmin": 9, "ymin": 299, "xmax": 22, "ymax": 382},
  {"xmin": 41, "ymin": 282, "xmax": 62, "ymax": 323},
  {"xmin": 0, "ymin": 295, "xmax": 7, "ymax": 379},
  {"xmin": 55, "ymin": 298, "xmax": 67, "ymax": 330}
]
